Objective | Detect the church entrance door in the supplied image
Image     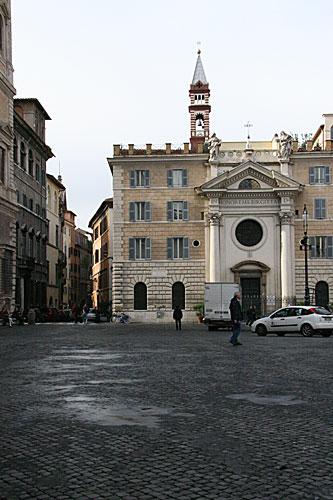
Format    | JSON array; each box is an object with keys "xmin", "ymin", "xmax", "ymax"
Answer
[{"xmin": 241, "ymin": 278, "xmax": 261, "ymax": 318}]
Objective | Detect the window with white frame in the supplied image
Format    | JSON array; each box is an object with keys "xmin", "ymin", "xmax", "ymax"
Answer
[
  {"xmin": 167, "ymin": 237, "xmax": 189, "ymax": 259},
  {"xmin": 314, "ymin": 198, "xmax": 327, "ymax": 219},
  {"xmin": 309, "ymin": 166, "xmax": 331, "ymax": 185},
  {"xmin": 129, "ymin": 201, "xmax": 151, "ymax": 222},
  {"xmin": 167, "ymin": 201, "xmax": 189, "ymax": 221},
  {"xmin": 310, "ymin": 236, "xmax": 333, "ymax": 258},
  {"xmin": 129, "ymin": 237, "xmax": 151, "ymax": 260}
]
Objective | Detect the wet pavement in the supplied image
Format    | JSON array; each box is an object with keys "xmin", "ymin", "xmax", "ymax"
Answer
[{"xmin": 0, "ymin": 322, "xmax": 332, "ymax": 499}]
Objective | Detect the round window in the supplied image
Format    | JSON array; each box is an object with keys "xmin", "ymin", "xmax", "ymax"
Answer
[
  {"xmin": 235, "ymin": 219, "xmax": 263, "ymax": 247},
  {"xmin": 192, "ymin": 240, "xmax": 200, "ymax": 247}
]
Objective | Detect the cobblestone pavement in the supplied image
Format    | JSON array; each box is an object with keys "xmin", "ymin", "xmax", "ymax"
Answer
[{"xmin": 0, "ymin": 322, "xmax": 332, "ymax": 500}]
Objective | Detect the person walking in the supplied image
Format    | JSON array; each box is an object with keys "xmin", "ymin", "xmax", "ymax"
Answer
[
  {"xmin": 173, "ymin": 305, "xmax": 183, "ymax": 331},
  {"xmin": 246, "ymin": 305, "xmax": 253, "ymax": 325},
  {"xmin": 250, "ymin": 305, "xmax": 257, "ymax": 326},
  {"xmin": 229, "ymin": 291, "xmax": 243, "ymax": 346},
  {"xmin": 83, "ymin": 304, "xmax": 89, "ymax": 324}
]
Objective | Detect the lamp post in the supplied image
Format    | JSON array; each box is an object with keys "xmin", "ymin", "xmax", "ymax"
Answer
[{"xmin": 302, "ymin": 205, "xmax": 310, "ymax": 305}]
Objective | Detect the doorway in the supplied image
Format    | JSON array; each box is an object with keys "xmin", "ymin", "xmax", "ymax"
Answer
[{"xmin": 241, "ymin": 278, "xmax": 261, "ymax": 317}]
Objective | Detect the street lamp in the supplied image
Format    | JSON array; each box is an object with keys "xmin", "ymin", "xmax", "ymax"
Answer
[{"xmin": 302, "ymin": 205, "xmax": 310, "ymax": 305}]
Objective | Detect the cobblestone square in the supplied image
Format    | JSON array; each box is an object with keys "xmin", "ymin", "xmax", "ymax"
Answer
[{"xmin": 0, "ymin": 323, "xmax": 332, "ymax": 499}]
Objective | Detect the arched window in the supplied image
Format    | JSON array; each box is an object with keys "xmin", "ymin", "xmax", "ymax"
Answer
[
  {"xmin": 13, "ymin": 136, "xmax": 18, "ymax": 164},
  {"xmin": 28, "ymin": 149, "xmax": 34, "ymax": 176},
  {"xmin": 20, "ymin": 142, "xmax": 26, "ymax": 170},
  {"xmin": 239, "ymin": 178, "xmax": 260, "ymax": 189},
  {"xmin": 134, "ymin": 282, "xmax": 147, "ymax": 310},
  {"xmin": 195, "ymin": 113, "xmax": 204, "ymax": 136},
  {"xmin": 172, "ymin": 282, "xmax": 185, "ymax": 310},
  {"xmin": 315, "ymin": 281, "xmax": 329, "ymax": 307}
]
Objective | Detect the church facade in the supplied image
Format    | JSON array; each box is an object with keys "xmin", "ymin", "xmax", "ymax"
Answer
[{"xmin": 108, "ymin": 52, "xmax": 333, "ymax": 321}]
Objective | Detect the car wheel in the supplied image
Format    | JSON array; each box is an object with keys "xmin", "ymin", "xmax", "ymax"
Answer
[
  {"xmin": 321, "ymin": 331, "xmax": 331, "ymax": 338},
  {"xmin": 301, "ymin": 323, "xmax": 314, "ymax": 337},
  {"xmin": 277, "ymin": 332, "xmax": 285, "ymax": 337},
  {"xmin": 256, "ymin": 324, "xmax": 267, "ymax": 336}
]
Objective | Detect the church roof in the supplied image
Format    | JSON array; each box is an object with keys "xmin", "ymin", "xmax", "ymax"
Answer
[{"xmin": 192, "ymin": 53, "xmax": 208, "ymax": 85}]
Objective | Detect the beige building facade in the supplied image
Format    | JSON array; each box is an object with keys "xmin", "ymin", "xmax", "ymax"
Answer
[
  {"xmin": 46, "ymin": 174, "xmax": 65, "ymax": 308},
  {"xmin": 89, "ymin": 198, "xmax": 113, "ymax": 310},
  {"xmin": 108, "ymin": 53, "xmax": 333, "ymax": 321},
  {"xmin": 0, "ymin": 0, "xmax": 17, "ymax": 310}
]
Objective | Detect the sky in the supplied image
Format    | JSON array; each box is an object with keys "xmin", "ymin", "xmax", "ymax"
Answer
[{"xmin": 12, "ymin": 0, "xmax": 333, "ymax": 229}]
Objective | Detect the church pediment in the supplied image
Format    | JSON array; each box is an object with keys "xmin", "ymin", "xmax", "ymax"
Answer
[{"xmin": 198, "ymin": 160, "xmax": 300, "ymax": 192}]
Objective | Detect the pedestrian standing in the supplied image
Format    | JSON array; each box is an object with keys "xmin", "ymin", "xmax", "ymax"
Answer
[
  {"xmin": 229, "ymin": 292, "xmax": 243, "ymax": 346},
  {"xmin": 173, "ymin": 305, "xmax": 183, "ymax": 331}
]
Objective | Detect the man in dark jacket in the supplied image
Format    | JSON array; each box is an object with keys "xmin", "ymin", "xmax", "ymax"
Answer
[
  {"xmin": 173, "ymin": 305, "xmax": 183, "ymax": 330},
  {"xmin": 229, "ymin": 291, "xmax": 243, "ymax": 346}
]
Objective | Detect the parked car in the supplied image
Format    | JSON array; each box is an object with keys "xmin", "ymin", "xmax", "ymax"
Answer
[{"xmin": 251, "ymin": 306, "xmax": 333, "ymax": 337}]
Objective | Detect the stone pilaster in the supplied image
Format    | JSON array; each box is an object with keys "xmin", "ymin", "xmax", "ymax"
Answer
[
  {"xmin": 208, "ymin": 213, "xmax": 222, "ymax": 282},
  {"xmin": 280, "ymin": 212, "xmax": 294, "ymax": 305}
]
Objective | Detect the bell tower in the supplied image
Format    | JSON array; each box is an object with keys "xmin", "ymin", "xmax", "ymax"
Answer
[{"xmin": 189, "ymin": 50, "xmax": 211, "ymax": 152}]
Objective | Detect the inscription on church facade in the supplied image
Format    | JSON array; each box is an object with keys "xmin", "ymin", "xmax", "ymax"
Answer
[{"xmin": 220, "ymin": 198, "xmax": 279, "ymax": 206}]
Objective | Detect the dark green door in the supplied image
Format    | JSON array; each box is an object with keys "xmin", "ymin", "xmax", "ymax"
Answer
[{"xmin": 241, "ymin": 278, "xmax": 261, "ymax": 318}]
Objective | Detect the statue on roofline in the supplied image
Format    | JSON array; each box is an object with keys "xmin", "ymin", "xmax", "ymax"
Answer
[
  {"xmin": 207, "ymin": 133, "xmax": 222, "ymax": 161},
  {"xmin": 278, "ymin": 131, "xmax": 293, "ymax": 160}
]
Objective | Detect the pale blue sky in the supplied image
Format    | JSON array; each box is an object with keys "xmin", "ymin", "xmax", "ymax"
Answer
[{"xmin": 12, "ymin": 0, "xmax": 333, "ymax": 229}]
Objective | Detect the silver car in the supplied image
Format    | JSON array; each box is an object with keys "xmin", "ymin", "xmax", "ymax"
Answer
[{"xmin": 251, "ymin": 306, "xmax": 333, "ymax": 337}]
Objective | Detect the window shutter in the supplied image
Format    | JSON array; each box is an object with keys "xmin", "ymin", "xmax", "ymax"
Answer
[
  {"xmin": 167, "ymin": 170, "xmax": 173, "ymax": 187},
  {"xmin": 327, "ymin": 236, "xmax": 333, "ymax": 258},
  {"xmin": 325, "ymin": 166, "xmax": 331, "ymax": 184},
  {"xmin": 184, "ymin": 237, "xmax": 189, "ymax": 259},
  {"xmin": 309, "ymin": 236, "xmax": 315, "ymax": 258},
  {"xmin": 145, "ymin": 170, "xmax": 150, "ymax": 187},
  {"xmin": 309, "ymin": 167, "xmax": 315, "ymax": 185},
  {"xmin": 314, "ymin": 198, "xmax": 321, "ymax": 219},
  {"xmin": 167, "ymin": 201, "xmax": 173, "ymax": 221},
  {"xmin": 183, "ymin": 201, "xmax": 189, "ymax": 221},
  {"xmin": 182, "ymin": 169, "xmax": 188, "ymax": 187},
  {"xmin": 145, "ymin": 201, "xmax": 151, "ymax": 221},
  {"xmin": 321, "ymin": 198, "xmax": 327, "ymax": 219},
  {"xmin": 130, "ymin": 170, "xmax": 135, "ymax": 188},
  {"xmin": 167, "ymin": 238, "xmax": 173, "ymax": 259},
  {"xmin": 145, "ymin": 238, "xmax": 151, "ymax": 260},
  {"xmin": 129, "ymin": 238, "xmax": 135, "ymax": 260},
  {"xmin": 129, "ymin": 202, "xmax": 135, "ymax": 222}
]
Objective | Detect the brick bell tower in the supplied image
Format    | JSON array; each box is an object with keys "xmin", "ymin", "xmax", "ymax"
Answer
[{"xmin": 189, "ymin": 50, "xmax": 211, "ymax": 152}]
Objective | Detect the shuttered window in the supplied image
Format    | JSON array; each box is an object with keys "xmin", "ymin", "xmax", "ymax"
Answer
[
  {"xmin": 129, "ymin": 202, "xmax": 151, "ymax": 221},
  {"xmin": 129, "ymin": 238, "xmax": 151, "ymax": 260},
  {"xmin": 309, "ymin": 166, "xmax": 331, "ymax": 184},
  {"xmin": 314, "ymin": 198, "xmax": 327, "ymax": 219},
  {"xmin": 167, "ymin": 169, "xmax": 188, "ymax": 187},
  {"xmin": 167, "ymin": 237, "xmax": 189, "ymax": 259},
  {"xmin": 167, "ymin": 201, "xmax": 189, "ymax": 221},
  {"xmin": 310, "ymin": 236, "xmax": 333, "ymax": 258},
  {"xmin": 130, "ymin": 170, "xmax": 150, "ymax": 188}
]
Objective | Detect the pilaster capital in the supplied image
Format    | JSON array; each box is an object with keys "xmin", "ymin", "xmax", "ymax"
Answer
[
  {"xmin": 207, "ymin": 212, "xmax": 222, "ymax": 225},
  {"xmin": 279, "ymin": 211, "xmax": 293, "ymax": 224}
]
